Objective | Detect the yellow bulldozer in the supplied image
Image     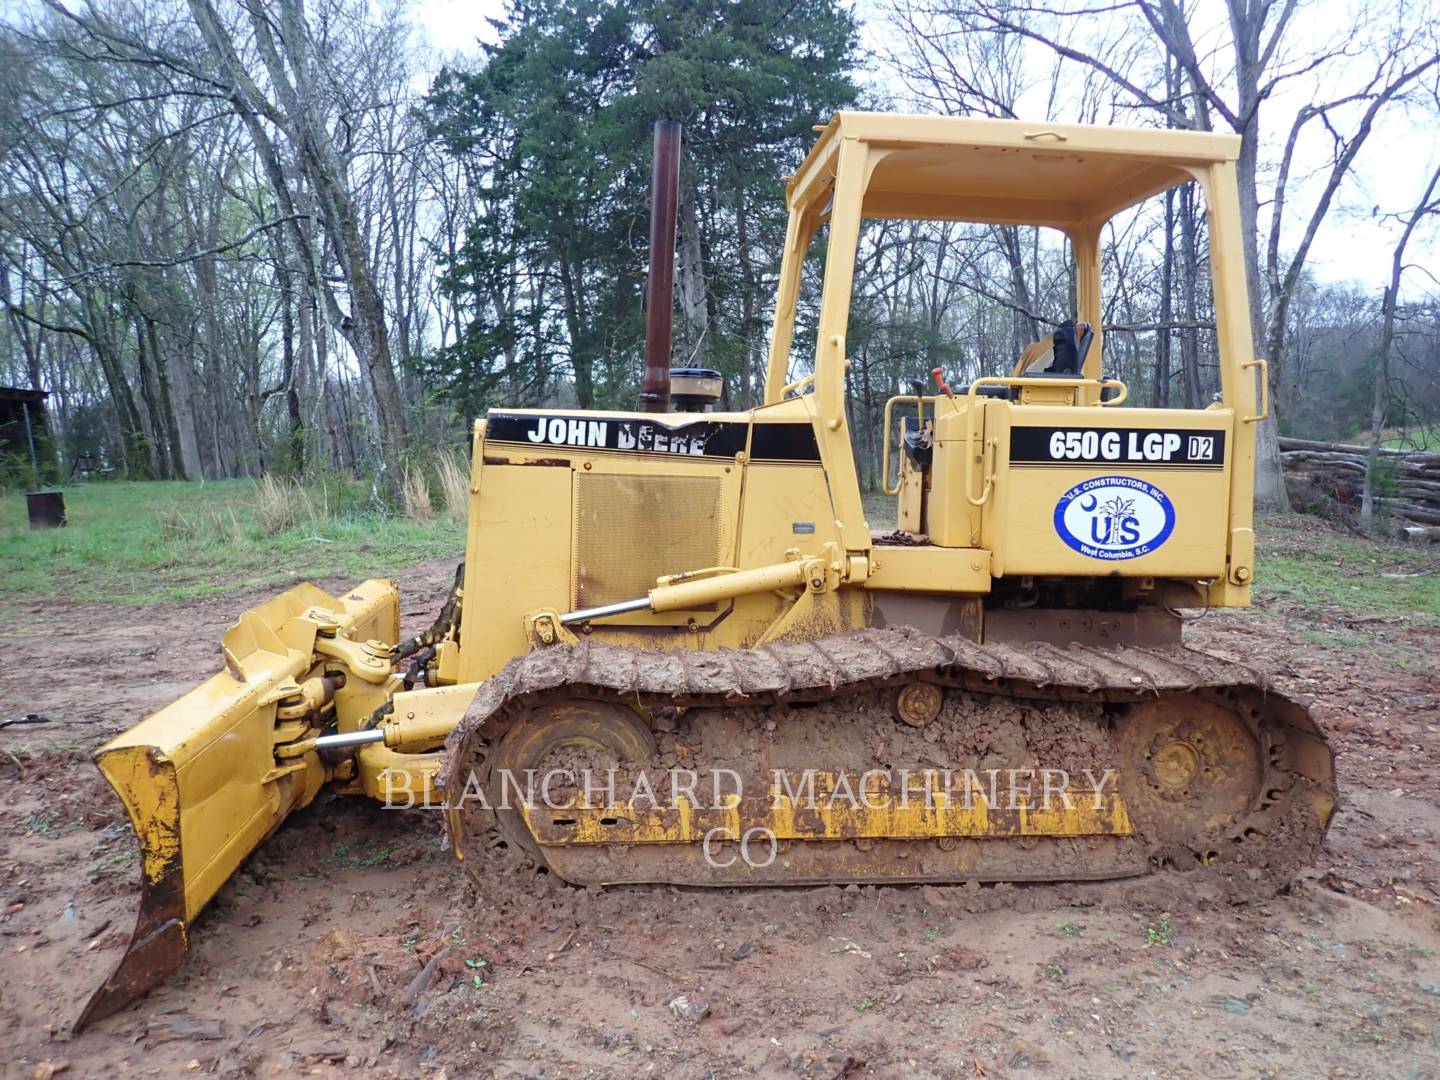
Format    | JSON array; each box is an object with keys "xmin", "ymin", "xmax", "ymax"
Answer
[{"xmin": 78, "ymin": 112, "xmax": 1338, "ymax": 1029}]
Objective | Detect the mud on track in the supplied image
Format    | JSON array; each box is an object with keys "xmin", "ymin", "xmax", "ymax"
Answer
[{"xmin": 3, "ymin": 558, "xmax": 1439, "ymax": 1079}]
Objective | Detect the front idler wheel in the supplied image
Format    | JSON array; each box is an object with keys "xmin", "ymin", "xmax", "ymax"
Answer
[{"xmin": 481, "ymin": 701, "xmax": 656, "ymax": 872}]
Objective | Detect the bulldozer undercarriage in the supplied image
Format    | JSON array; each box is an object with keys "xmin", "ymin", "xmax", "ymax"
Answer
[{"xmin": 443, "ymin": 628, "xmax": 1336, "ymax": 891}]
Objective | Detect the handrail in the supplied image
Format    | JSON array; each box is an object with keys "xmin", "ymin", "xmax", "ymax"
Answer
[
  {"xmin": 881, "ymin": 395, "xmax": 928, "ymax": 496},
  {"xmin": 963, "ymin": 398, "xmax": 996, "ymax": 507},
  {"xmin": 781, "ymin": 355, "xmax": 854, "ymax": 401},
  {"xmin": 1241, "ymin": 358, "xmax": 1268, "ymax": 423},
  {"xmin": 780, "ymin": 371, "xmax": 817, "ymax": 397},
  {"xmin": 961, "ymin": 376, "xmax": 1127, "ymax": 507},
  {"xmin": 966, "ymin": 374, "xmax": 1129, "ymax": 406}
]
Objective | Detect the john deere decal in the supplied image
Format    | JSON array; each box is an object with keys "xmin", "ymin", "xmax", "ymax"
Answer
[{"xmin": 1053, "ymin": 475, "xmax": 1175, "ymax": 560}]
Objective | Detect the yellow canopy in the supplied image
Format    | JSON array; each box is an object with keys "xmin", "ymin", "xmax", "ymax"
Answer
[{"xmin": 790, "ymin": 112, "xmax": 1240, "ymax": 229}]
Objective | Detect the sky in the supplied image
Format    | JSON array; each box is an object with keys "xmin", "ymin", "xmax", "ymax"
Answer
[{"xmin": 412, "ymin": 0, "xmax": 1439, "ymax": 296}]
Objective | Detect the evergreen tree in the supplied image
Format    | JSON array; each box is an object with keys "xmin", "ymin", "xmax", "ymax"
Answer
[{"xmin": 422, "ymin": 0, "xmax": 860, "ymax": 414}]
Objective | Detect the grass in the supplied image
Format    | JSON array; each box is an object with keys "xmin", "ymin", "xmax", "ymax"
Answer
[
  {"xmin": 22, "ymin": 810, "xmax": 59, "ymax": 838},
  {"xmin": 327, "ymin": 837, "xmax": 394, "ymax": 869},
  {"xmin": 1380, "ymin": 429, "xmax": 1439, "ymax": 451},
  {"xmin": 0, "ymin": 478, "xmax": 465, "ymax": 612},
  {"xmin": 1335, "ymin": 427, "xmax": 1440, "ymax": 451},
  {"xmin": 5, "ymin": 478, "xmax": 1434, "ymax": 640},
  {"xmin": 401, "ymin": 465, "xmax": 435, "ymax": 522},
  {"xmin": 435, "ymin": 450, "xmax": 469, "ymax": 523},
  {"xmin": 1143, "ymin": 915, "xmax": 1174, "ymax": 947},
  {"xmin": 1252, "ymin": 513, "xmax": 1440, "ymax": 623},
  {"xmin": 861, "ymin": 490, "xmax": 896, "ymax": 527}
]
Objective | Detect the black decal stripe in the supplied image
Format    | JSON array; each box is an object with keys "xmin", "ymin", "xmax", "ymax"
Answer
[
  {"xmin": 483, "ymin": 413, "xmax": 820, "ymax": 463},
  {"xmin": 1009, "ymin": 463, "xmax": 1225, "ymax": 470},
  {"xmin": 1009, "ymin": 425, "xmax": 1228, "ymax": 467},
  {"xmin": 750, "ymin": 423, "xmax": 821, "ymax": 462},
  {"xmin": 485, "ymin": 442, "xmax": 724, "ymax": 461},
  {"xmin": 485, "ymin": 411, "xmax": 747, "ymax": 458}
]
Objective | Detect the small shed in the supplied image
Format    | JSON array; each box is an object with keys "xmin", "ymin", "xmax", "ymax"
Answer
[{"xmin": 0, "ymin": 387, "xmax": 54, "ymax": 477}]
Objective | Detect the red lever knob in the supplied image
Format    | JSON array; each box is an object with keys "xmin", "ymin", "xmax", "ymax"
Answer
[{"xmin": 931, "ymin": 367, "xmax": 954, "ymax": 399}]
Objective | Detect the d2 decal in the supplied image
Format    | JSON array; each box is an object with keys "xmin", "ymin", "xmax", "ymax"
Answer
[{"xmin": 1053, "ymin": 476, "xmax": 1175, "ymax": 561}]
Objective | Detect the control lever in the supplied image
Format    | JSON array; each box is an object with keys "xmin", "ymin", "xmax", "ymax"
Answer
[{"xmin": 931, "ymin": 367, "xmax": 956, "ymax": 401}]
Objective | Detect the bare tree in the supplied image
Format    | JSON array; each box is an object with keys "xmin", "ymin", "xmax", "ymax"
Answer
[
  {"xmin": 184, "ymin": 0, "xmax": 409, "ymax": 480},
  {"xmin": 0, "ymin": 0, "xmax": 439, "ymax": 483},
  {"xmin": 881, "ymin": 0, "xmax": 1440, "ymax": 510},
  {"xmin": 1360, "ymin": 159, "xmax": 1440, "ymax": 526}
]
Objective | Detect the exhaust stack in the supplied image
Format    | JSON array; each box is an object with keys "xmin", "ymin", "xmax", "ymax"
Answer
[{"xmin": 640, "ymin": 119, "xmax": 681, "ymax": 413}]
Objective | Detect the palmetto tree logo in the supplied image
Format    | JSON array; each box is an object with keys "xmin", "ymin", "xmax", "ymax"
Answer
[
  {"xmin": 1097, "ymin": 495, "xmax": 1135, "ymax": 544},
  {"xmin": 1077, "ymin": 491, "xmax": 1137, "ymax": 545}
]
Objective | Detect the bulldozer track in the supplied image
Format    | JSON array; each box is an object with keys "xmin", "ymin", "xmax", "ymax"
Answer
[{"xmin": 440, "ymin": 627, "xmax": 1336, "ymax": 891}]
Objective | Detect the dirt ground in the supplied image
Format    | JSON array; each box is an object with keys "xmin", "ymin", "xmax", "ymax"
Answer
[{"xmin": 3, "ymin": 557, "xmax": 1439, "ymax": 1079}]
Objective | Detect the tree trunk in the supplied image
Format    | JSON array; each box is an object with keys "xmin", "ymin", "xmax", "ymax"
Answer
[
  {"xmin": 1232, "ymin": 129, "xmax": 1289, "ymax": 509},
  {"xmin": 1177, "ymin": 183, "xmax": 1203, "ymax": 408},
  {"xmin": 736, "ymin": 189, "xmax": 756, "ymax": 407},
  {"xmin": 1156, "ymin": 187, "xmax": 1174, "ymax": 407},
  {"xmin": 273, "ymin": 236, "xmax": 306, "ymax": 473},
  {"xmin": 165, "ymin": 335, "xmax": 204, "ymax": 480},
  {"xmin": 677, "ymin": 184, "xmax": 709, "ymax": 369},
  {"xmin": 149, "ymin": 318, "xmax": 201, "ymax": 480},
  {"xmin": 1361, "ymin": 163, "xmax": 1440, "ymax": 527},
  {"xmin": 995, "ymin": 226, "xmax": 1040, "ymax": 354},
  {"xmin": 557, "ymin": 255, "xmax": 594, "ymax": 408},
  {"xmin": 187, "ymin": 0, "xmax": 409, "ymax": 486},
  {"xmin": 131, "ymin": 316, "xmax": 171, "ymax": 478}
]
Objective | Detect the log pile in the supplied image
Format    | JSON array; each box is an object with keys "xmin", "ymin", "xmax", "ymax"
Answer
[{"xmin": 1279, "ymin": 436, "xmax": 1440, "ymax": 539}]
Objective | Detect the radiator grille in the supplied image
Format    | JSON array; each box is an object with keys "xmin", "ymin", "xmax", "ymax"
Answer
[{"xmin": 573, "ymin": 474, "xmax": 723, "ymax": 609}]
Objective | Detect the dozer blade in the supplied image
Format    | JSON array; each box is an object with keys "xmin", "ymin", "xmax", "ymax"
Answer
[{"xmin": 77, "ymin": 579, "xmax": 398, "ymax": 1030}]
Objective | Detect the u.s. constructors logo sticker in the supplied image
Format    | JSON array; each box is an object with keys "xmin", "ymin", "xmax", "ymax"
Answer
[{"xmin": 1053, "ymin": 475, "xmax": 1175, "ymax": 560}]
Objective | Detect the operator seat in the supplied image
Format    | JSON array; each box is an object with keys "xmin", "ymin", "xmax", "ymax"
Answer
[
  {"xmin": 970, "ymin": 319, "xmax": 1094, "ymax": 399},
  {"xmin": 1015, "ymin": 319, "xmax": 1093, "ymax": 376}
]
